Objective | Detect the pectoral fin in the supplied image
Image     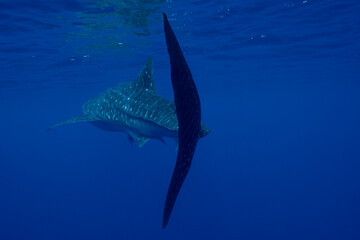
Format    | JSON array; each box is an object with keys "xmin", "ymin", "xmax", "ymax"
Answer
[{"xmin": 47, "ymin": 115, "xmax": 96, "ymax": 131}]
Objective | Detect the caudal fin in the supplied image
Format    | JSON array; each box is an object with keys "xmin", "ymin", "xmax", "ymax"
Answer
[{"xmin": 162, "ymin": 13, "xmax": 202, "ymax": 229}]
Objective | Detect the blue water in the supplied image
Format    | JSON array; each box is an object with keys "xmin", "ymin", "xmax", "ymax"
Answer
[{"xmin": 1, "ymin": 0, "xmax": 360, "ymax": 239}]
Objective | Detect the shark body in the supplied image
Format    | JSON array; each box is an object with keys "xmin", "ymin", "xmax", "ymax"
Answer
[
  {"xmin": 49, "ymin": 14, "xmax": 209, "ymax": 228},
  {"xmin": 48, "ymin": 58, "xmax": 210, "ymax": 146}
]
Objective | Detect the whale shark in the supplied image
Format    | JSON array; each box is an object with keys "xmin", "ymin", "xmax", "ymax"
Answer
[
  {"xmin": 162, "ymin": 13, "xmax": 204, "ymax": 228},
  {"xmin": 48, "ymin": 58, "xmax": 210, "ymax": 146}
]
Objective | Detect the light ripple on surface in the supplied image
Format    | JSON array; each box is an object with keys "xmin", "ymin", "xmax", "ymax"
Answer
[{"xmin": 0, "ymin": 0, "xmax": 359, "ymax": 91}]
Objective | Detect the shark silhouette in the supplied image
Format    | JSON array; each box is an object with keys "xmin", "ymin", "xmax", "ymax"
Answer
[
  {"xmin": 48, "ymin": 58, "xmax": 210, "ymax": 146},
  {"xmin": 162, "ymin": 13, "xmax": 204, "ymax": 228}
]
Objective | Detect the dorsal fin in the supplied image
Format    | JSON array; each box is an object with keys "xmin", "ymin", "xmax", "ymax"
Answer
[{"xmin": 133, "ymin": 58, "xmax": 156, "ymax": 93}]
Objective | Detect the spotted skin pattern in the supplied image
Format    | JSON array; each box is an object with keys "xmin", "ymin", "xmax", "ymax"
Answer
[{"xmin": 48, "ymin": 58, "xmax": 210, "ymax": 147}]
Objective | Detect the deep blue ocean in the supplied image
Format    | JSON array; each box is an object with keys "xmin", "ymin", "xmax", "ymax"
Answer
[{"xmin": 1, "ymin": 0, "xmax": 359, "ymax": 239}]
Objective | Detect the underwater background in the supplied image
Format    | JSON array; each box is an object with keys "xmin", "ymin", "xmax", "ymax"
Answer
[{"xmin": 1, "ymin": 0, "xmax": 359, "ymax": 239}]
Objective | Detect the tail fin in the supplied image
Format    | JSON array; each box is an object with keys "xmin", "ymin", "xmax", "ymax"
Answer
[
  {"xmin": 162, "ymin": 13, "xmax": 202, "ymax": 229},
  {"xmin": 46, "ymin": 115, "xmax": 90, "ymax": 131}
]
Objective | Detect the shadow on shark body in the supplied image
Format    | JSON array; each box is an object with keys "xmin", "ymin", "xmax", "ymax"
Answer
[{"xmin": 48, "ymin": 58, "xmax": 210, "ymax": 147}]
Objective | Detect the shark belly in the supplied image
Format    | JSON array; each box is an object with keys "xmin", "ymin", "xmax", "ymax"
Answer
[
  {"xmin": 89, "ymin": 113, "xmax": 177, "ymax": 141},
  {"xmin": 128, "ymin": 119, "xmax": 177, "ymax": 139}
]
